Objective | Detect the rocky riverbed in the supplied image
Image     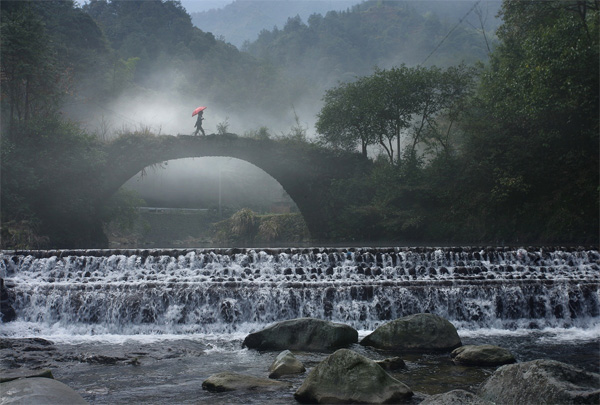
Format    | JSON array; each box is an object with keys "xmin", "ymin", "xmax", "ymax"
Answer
[{"xmin": 1, "ymin": 326, "xmax": 598, "ymax": 404}]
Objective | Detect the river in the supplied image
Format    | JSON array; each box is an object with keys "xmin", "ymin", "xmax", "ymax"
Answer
[{"xmin": 1, "ymin": 247, "xmax": 599, "ymax": 403}]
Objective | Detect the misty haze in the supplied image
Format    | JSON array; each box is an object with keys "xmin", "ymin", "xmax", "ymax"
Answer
[{"xmin": 1, "ymin": 1, "xmax": 598, "ymax": 404}]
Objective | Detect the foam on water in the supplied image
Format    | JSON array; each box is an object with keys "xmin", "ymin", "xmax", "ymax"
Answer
[
  {"xmin": 458, "ymin": 323, "xmax": 600, "ymax": 342},
  {"xmin": 0, "ymin": 320, "xmax": 255, "ymax": 346},
  {"xmin": 2, "ymin": 247, "xmax": 599, "ymax": 338}
]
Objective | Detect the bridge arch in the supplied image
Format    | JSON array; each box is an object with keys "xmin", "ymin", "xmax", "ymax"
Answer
[
  {"xmin": 100, "ymin": 133, "xmax": 370, "ymax": 241},
  {"xmin": 123, "ymin": 157, "xmax": 298, "ymax": 217}
]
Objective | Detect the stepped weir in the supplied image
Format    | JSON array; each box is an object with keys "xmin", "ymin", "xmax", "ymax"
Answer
[{"xmin": 2, "ymin": 247, "xmax": 598, "ymax": 334}]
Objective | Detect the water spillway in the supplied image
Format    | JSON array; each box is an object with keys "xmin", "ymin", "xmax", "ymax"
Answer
[{"xmin": 1, "ymin": 247, "xmax": 599, "ymax": 335}]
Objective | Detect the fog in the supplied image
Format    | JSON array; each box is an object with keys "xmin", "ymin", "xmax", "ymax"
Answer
[
  {"xmin": 74, "ymin": 67, "xmax": 321, "ymax": 140},
  {"xmin": 124, "ymin": 157, "xmax": 295, "ymax": 212},
  {"xmin": 67, "ymin": 0, "xmax": 498, "ymax": 216},
  {"xmin": 72, "ymin": 0, "xmax": 500, "ymax": 141},
  {"xmin": 86, "ymin": 79, "xmax": 310, "ymax": 210},
  {"xmin": 65, "ymin": 22, "xmax": 323, "ymax": 214}
]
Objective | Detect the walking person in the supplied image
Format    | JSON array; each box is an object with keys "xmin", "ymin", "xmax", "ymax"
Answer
[{"xmin": 192, "ymin": 106, "xmax": 207, "ymax": 136}]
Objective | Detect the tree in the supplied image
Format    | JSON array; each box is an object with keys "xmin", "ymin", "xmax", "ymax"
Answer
[
  {"xmin": 316, "ymin": 65, "xmax": 474, "ymax": 164},
  {"xmin": 316, "ymin": 77, "xmax": 379, "ymax": 157},
  {"xmin": 0, "ymin": 4, "xmax": 60, "ymax": 133},
  {"xmin": 413, "ymin": 65, "xmax": 476, "ymax": 157},
  {"xmin": 1, "ymin": 1, "xmax": 110, "ymax": 135},
  {"xmin": 456, "ymin": 0, "xmax": 599, "ymax": 242},
  {"xmin": 371, "ymin": 66, "xmax": 421, "ymax": 164}
]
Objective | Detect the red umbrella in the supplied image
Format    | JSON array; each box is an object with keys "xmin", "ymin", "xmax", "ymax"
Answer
[{"xmin": 192, "ymin": 106, "xmax": 207, "ymax": 117}]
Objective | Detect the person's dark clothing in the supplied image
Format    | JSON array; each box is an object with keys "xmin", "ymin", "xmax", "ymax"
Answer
[{"xmin": 194, "ymin": 112, "xmax": 205, "ymax": 136}]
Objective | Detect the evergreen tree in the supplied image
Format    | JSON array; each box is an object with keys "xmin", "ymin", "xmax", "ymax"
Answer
[{"xmin": 1, "ymin": 3, "xmax": 60, "ymax": 133}]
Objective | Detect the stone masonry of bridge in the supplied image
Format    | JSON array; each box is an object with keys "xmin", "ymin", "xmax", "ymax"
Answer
[{"xmin": 99, "ymin": 133, "xmax": 371, "ymax": 241}]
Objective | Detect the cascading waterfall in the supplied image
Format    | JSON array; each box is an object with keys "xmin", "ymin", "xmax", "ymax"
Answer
[{"xmin": 1, "ymin": 247, "xmax": 599, "ymax": 335}]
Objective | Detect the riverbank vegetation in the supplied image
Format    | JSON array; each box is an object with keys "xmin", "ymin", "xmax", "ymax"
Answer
[
  {"xmin": 106, "ymin": 208, "xmax": 309, "ymax": 248},
  {"xmin": 320, "ymin": 0, "xmax": 598, "ymax": 244},
  {"xmin": 1, "ymin": 0, "xmax": 597, "ymax": 248},
  {"xmin": 213, "ymin": 209, "xmax": 310, "ymax": 246}
]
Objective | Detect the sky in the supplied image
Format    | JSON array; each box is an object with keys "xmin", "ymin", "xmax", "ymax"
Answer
[
  {"xmin": 179, "ymin": 0, "xmax": 360, "ymax": 14},
  {"xmin": 179, "ymin": 0, "xmax": 231, "ymax": 13}
]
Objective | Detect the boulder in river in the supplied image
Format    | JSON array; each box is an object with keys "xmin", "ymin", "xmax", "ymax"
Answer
[
  {"xmin": 1, "ymin": 377, "xmax": 87, "ymax": 404},
  {"xmin": 375, "ymin": 357, "xmax": 406, "ymax": 371},
  {"xmin": 478, "ymin": 359, "xmax": 600, "ymax": 404},
  {"xmin": 243, "ymin": 317, "xmax": 358, "ymax": 352},
  {"xmin": 420, "ymin": 389, "xmax": 493, "ymax": 405},
  {"xmin": 202, "ymin": 372, "xmax": 291, "ymax": 392},
  {"xmin": 268, "ymin": 350, "xmax": 306, "ymax": 378},
  {"xmin": 294, "ymin": 348, "xmax": 413, "ymax": 403},
  {"xmin": 451, "ymin": 344, "xmax": 516, "ymax": 366},
  {"xmin": 360, "ymin": 313, "xmax": 461, "ymax": 352}
]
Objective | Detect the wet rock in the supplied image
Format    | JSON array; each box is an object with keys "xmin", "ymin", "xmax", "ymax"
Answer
[
  {"xmin": 375, "ymin": 356, "xmax": 406, "ymax": 371},
  {"xmin": 0, "ymin": 338, "xmax": 55, "ymax": 351},
  {"xmin": 360, "ymin": 313, "xmax": 461, "ymax": 352},
  {"xmin": 77, "ymin": 354, "xmax": 129, "ymax": 364},
  {"xmin": 420, "ymin": 389, "xmax": 493, "ymax": 404},
  {"xmin": 451, "ymin": 344, "xmax": 516, "ymax": 366},
  {"xmin": 0, "ymin": 338, "xmax": 58, "ymax": 370},
  {"xmin": 1, "ymin": 377, "xmax": 87, "ymax": 404},
  {"xmin": 0, "ymin": 277, "xmax": 16, "ymax": 322},
  {"xmin": 268, "ymin": 350, "xmax": 306, "ymax": 378},
  {"xmin": 479, "ymin": 359, "xmax": 600, "ymax": 404},
  {"xmin": 294, "ymin": 348, "xmax": 413, "ymax": 404},
  {"xmin": 202, "ymin": 372, "xmax": 291, "ymax": 392},
  {"xmin": 0, "ymin": 368, "xmax": 53, "ymax": 383},
  {"xmin": 243, "ymin": 317, "xmax": 358, "ymax": 352}
]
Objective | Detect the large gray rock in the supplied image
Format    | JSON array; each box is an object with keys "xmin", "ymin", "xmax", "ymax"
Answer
[
  {"xmin": 202, "ymin": 372, "xmax": 291, "ymax": 392},
  {"xmin": 420, "ymin": 389, "xmax": 493, "ymax": 404},
  {"xmin": 294, "ymin": 349, "xmax": 413, "ymax": 404},
  {"xmin": 451, "ymin": 344, "xmax": 516, "ymax": 366},
  {"xmin": 0, "ymin": 377, "xmax": 87, "ymax": 404},
  {"xmin": 268, "ymin": 350, "xmax": 306, "ymax": 378},
  {"xmin": 243, "ymin": 318, "xmax": 358, "ymax": 352},
  {"xmin": 360, "ymin": 313, "xmax": 461, "ymax": 352},
  {"xmin": 479, "ymin": 359, "xmax": 600, "ymax": 404}
]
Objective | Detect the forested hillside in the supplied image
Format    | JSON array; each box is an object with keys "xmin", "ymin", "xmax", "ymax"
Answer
[{"xmin": 244, "ymin": 0, "xmax": 499, "ymax": 89}]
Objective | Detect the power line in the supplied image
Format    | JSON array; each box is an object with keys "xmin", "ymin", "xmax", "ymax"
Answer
[{"xmin": 420, "ymin": 0, "xmax": 482, "ymax": 65}]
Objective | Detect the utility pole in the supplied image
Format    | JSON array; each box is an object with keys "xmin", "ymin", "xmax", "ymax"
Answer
[
  {"xmin": 217, "ymin": 158, "xmax": 233, "ymax": 219},
  {"xmin": 218, "ymin": 168, "xmax": 222, "ymax": 219}
]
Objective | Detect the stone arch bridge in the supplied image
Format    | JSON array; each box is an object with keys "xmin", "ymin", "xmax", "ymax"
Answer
[{"xmin": 99, "ymin": 133, "xmax": 370, "ymax": 241}]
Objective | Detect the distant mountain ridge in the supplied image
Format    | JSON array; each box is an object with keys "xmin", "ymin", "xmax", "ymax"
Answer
[{"xmin": 190, "ymin": 0, "xmax": 361, "ymax": 47}]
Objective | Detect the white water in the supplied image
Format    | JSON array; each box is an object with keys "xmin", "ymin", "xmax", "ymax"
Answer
[{"xmin": 2, "ymin": 247, "xmax": 599, "ymax": 336}]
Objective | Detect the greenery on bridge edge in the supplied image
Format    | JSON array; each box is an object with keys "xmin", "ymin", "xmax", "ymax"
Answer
[{"xmin": 1, "ymin": 0, "xmax": 598, "ymax": 248}]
